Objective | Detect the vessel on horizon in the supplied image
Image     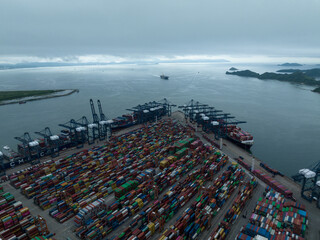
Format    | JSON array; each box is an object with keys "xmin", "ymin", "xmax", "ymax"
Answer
[{"xmin": 160, "ymin": 74, "xmax": 169, "ymax": 80}]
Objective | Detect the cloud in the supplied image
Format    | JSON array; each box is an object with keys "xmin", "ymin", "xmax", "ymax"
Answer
[
  {"xmin": 0, "ymin": 54, "xmax": 319, "ymax": 65},
  {"xmin": 0, "ymin": 0, "xmax": 319, "ymax": 58}
]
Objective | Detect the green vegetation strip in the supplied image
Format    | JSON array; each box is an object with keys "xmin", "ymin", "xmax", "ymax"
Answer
[
  {"xmin": 226, "ymin": 69, "xmax": 320, "ymax": 93},
  {"xmin": 0, "ymin": 90, "xmax": 63, "ymax": 102},
  {"xmin": 0, "ymin": 89, "xmax": 79, "ymax": 105}
]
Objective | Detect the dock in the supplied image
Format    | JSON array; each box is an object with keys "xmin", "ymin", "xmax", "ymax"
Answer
[{"xmin": 0, "ymin": 111, "xmax": 318, "ymax": 240}]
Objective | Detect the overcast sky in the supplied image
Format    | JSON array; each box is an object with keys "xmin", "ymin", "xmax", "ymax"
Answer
[{"xmin": 1, "ymin": 0, "xmax": 320, "ymax": 63}]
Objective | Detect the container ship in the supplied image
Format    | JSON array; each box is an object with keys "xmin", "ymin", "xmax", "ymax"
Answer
[
  {"xmin": 226, "ymin": 125, "xmax": 254, "ymax": 149},
  {"xmin": 111, "ymin": 113, "xmax": 137, "ymax": 130},
  {"xmin": 1, "ymin": 132, "xmax": 74, "ymax": 169},
  {"xmin": 16, "ymin": 134, "xmax": 73, "ymax": 158},
  {"xmin": 160, "ymin": 74, "xmax": 169, "ymax": 80}
]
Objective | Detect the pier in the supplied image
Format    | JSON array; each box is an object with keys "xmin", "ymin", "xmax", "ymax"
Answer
[{"xmin": 0, "ymin": 110, "xmax": 319, "ymax": 239}]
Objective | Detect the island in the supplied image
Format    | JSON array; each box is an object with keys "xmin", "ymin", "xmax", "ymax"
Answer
[
  {"xmin": 0, "ymin": 89, "xmax": 79, "ymax": 105},
  {"xmin": 226, "ymin": 70, "xmax": 320, "ymax": 93},
  {"xmin": 229, "ymin": 67, "xmax": 238, "ymax": 71},
  {"xmin": 278, "ymin": 63, "xmax": 303, "ymax": 67},
  {"xmin": 312, "ymin": 87, "xmax": 320, "ymax": 93},
  {"xmin": 276, "ymin": 68, "xmax": 320, "ymax": 78}
]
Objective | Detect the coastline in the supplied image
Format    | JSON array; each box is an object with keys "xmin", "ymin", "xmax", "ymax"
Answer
[
  {"xmin": 0, "ymin": 89, "xmax": 79, "ymax": 106},
  {"xmin": 226, "ymin": 70, "xmax": 320, "ymax": 92}
]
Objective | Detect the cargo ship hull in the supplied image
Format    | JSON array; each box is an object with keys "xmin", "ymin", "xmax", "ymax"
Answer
[
  {"xmin": 111, "ymin": 122, "xmax": 136, "ymax": 131},
  {"xmin": 225, "ymin": 125, "xmax": 254, "ymax": 150},
  {"xmin": 111, "ymin": 114, "xmax": 137, "ymax": 131},
  {"xmin": 160, "ymin": 74, "xmax": 169, "ymax": 80},
  {"xmin": 226, "ymin": 136, "xmax": 254, "ymax": 150}
]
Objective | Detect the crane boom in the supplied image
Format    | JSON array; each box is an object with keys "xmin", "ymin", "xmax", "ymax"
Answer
[
  {"xmin": 97, "ymin": 100, "xmax": 107, "ymax": 121},
  {"xmin": 90, "ymin": 99, "xmax": 100, "ymax": 124}
]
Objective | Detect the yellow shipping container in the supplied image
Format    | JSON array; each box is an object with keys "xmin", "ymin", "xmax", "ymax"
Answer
[
  {"xmin": 18, "ymin": 175, "xmax": 25, "ymax": 181},
  {"xmin": 160, "ymin": 160, "xmax": 168, "ymax": 168},
  {"xmin": 136, "ymin": 198, "xmax": 143, "ymax": 208},
  {"xmin": 161, "ymin": 230, "xmax": 168, "ymax": 238},
  {"xmin": 148, "ymin": 222, "xmax": 155, "ymax": 234}
]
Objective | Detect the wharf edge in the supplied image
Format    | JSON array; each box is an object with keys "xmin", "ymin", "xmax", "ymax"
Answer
[{"xmin": 1, "ymin": 110, "xmax": 319, "ymax": 240}]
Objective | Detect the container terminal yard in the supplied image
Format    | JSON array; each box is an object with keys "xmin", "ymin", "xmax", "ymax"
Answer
[{"xmin": 0, "ymin": 99, "xmax": 319, "ymax": 240}]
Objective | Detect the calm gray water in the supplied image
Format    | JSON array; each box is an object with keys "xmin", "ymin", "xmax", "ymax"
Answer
[{"xmin": 0, "ymin": 63, "xmax": 319, "ymax": 176}]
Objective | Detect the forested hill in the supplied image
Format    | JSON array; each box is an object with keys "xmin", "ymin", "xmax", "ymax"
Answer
[{"xmin": 226, "ymin": 70, "xmax": 318, "ymax": 86}]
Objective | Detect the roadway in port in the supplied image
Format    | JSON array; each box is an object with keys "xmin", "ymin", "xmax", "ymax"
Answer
[{"xmin": 2, "ymin": 111, "xmax": 320, "ymax": 240}]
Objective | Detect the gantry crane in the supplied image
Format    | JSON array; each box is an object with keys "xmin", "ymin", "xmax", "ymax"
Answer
[
  {"xmin": 126, "ymin": 104, "xmax": 152, "ymax": 124},
  {"xmin": 0, "ymin": 151, "xmax": 4, "ymax": 176},
  {"xmin": 292, "ymin": 161, "xmax": 320, "ymax": 207},
  {"xmin": 179, "ymin": 99, "xmax": 208, "ymax": 122},
  {"xmin": 14, "ymin": 132, "xmax": 40, "ymax": 163},
  {"xmin": 147, "ymin": 176, "xmax": 159, "ymax": 200},
  {"xmin": 59, "ymin": 119, "xmax": 86, "ymax": 148},
  {"xmin": 97, "ymin": 99, "xmax": 113, "ymax": 140},
  {"xmin": 72, "ymin": 116, "xmax": 98, "ymax": 145},
  {"xmin": 179, "ymin": 100, "xmax": 247, "ymax": 150},
  {"xmin": 314, "ymin": 180, "xmax": 320, "ymax": 208},
  {"xmin": 127, "ymin": 100, "xmax": 170, "ymax": 124},
  {"xmin": 147, "ymin": 211, "xmax": 165, "ymax": 232},
  {"xmin": 89, "ymin": 99, "xmax": 102, "ymax": 141},
  {"xmin": 179, "ymin": 100, "xmax": 246, "ymax": 138},
  {"xmin": 35, "ymin": 127, "xmax": 60, "ymax": 157},
  {"xmin": 157, "ymin": 98, "xmax": 177, "ymax": 116},
  {"xmin": 35, "ymin": 215, "xmax": 50, "ymax": 236},
  {"xmin": 206, "ymin": 114, "xmax": 246, "ymax": 139}
]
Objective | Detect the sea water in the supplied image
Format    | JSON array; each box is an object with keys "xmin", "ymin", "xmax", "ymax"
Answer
[{"xmin": 0, "ymin": 63, "xmax": 319, "ymax": 175}]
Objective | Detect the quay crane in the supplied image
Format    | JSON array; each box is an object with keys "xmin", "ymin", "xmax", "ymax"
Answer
[
  {"xmin": 126, "ymin": 103, "xmax": 155, "ymax": 124},
  {"xmin": 0, "ymin": 151, "xmax": 4, "ymax": 176},
  {"xmin": 127, "ymin": 99, "xmax": 170, "ymax": 124},
  {"xmin": 97, "ymin": 100, "xmax": 113, "ymax": 139},
  {"xmin": 72, "ymin": 116, "xmax": 97, "ymax": 145},
  {"xmin": 205, "ymin": 114, "xmax": 246, "ymax": 139},
  {"xmin": 126, "ymin": 104, "xmax": 150, "ymax": 124},
  {"xmin": 292, "ymin": 161, "xmax": 320, "ymax": 208},
  {"xmin": 89, "ymin": 99, "xmax": 103, "ymax": 141},
  {"xmin": 35, "ymin": 127, "xmax": 60, "ymax": 157},
  {"xmin": 14, "ymin": 132, "xmax": 40, "ymax": 164},
  {"xmin": 178, "ymin": 99, "xmax": 208, "ymax": 121},
  {"xmin": 61, "ymin": 116, "xmax": 97, "ymax": 146},
  {"xmin": 59, "ymin": 119, "xmax": 86, "ymax": 148},
  {"xmin": 179, "ymin": 100, "xmax": 247, "ymax": 148},
  {"xmin": 157, "ymin": 98, "xmax": 177, "ymax": 116}
]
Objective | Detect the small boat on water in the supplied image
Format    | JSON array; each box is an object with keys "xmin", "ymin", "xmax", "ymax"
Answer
[
  {"xmin": 160, "ymin": 74, "xmax": 169, "ymax": 80},
  {"xmin": 19, "ymin": 101, "xmax": 27, "ymax": 104}
]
